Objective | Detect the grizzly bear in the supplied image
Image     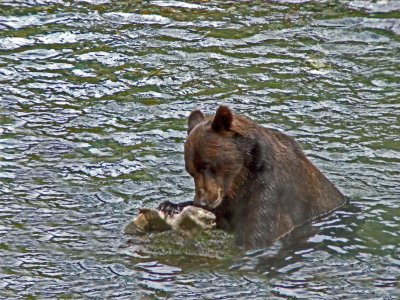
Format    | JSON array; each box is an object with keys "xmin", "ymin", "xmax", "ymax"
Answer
[{"xmin": 159, "ymin": 106, "xmax": 346, "ymax": 250}]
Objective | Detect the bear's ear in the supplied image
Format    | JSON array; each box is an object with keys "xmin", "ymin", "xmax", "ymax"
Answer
[
  {"xmin": 249, "ymin": 141, "xmax": 266, "ymax": 172},
  {"xmin": 188, "ymin": 109, "xmax": 204, "ymax": 134},
  {"xmin": 248, "ymin": 140, "xmax": 274, "ymax": 173},
  {"xmin": 212, "ymin": 106, "xmax": 233, "ymax": 132}
]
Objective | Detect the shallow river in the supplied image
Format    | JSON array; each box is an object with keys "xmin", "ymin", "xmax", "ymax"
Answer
[{"xmin": 0, "ymin": 0, "xmax": 399, "ymax": 299}]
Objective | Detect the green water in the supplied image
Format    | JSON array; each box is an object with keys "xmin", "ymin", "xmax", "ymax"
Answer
[{"xmin": 0, "ymin": 0, "xmax": 399, "ymax": 299}]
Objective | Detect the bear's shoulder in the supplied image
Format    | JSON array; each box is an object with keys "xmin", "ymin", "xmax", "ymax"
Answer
[{"xmin": 264, "ymin": 127, "xmax": 303, "ymax": 152}]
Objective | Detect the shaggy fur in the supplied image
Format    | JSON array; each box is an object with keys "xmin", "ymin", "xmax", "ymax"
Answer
[{"xmin": 159, "ymin": 106, "xmax": 346, "ymax": 250}]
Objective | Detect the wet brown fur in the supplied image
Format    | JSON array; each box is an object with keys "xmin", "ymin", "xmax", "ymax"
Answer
[{"xmin": 176, "ymin": 106, "xmax": 346, "ymax": 250}]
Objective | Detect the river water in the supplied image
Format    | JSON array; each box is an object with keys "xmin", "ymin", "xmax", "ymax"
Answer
[{"xmin": 0, "ymin": 0, "xmax": 399, "ymax": 299}]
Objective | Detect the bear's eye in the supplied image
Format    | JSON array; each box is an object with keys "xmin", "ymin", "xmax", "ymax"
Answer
[
  {"xmin": 199, "ymin": 163, "xmax": 216, "ymax": 176},
  {"xmin": 198, "ymin": 163, "xmax": 208, "ymax": 172}
]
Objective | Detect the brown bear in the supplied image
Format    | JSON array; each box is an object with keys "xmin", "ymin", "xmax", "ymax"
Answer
[{"xmin": 159, "ymin": 106, "xmax": 346, "ymax": 250}]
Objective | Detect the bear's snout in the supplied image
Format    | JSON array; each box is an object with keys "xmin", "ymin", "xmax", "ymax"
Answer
[
  {"xmin": 194, "ymin": 186, "xmax": 223, "ymax": 209},
  {"xmin": 194, "ymin": 188, "xmax": 207, "ymax": 207}
]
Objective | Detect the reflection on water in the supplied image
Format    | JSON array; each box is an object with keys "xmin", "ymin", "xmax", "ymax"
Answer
[{"xmin": 0, "ymin": 0, "xmax": 399, "ymax": 298}]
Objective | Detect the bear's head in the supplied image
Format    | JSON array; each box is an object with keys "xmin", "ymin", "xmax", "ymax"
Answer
[{"xmin": 184, "ymin": 106, "xmax": 265, "ymax": 209}]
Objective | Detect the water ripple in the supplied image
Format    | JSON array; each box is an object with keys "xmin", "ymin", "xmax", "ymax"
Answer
[{"xmin": 1, "ymin": 0, "xmax": 399, "ymax": 299}]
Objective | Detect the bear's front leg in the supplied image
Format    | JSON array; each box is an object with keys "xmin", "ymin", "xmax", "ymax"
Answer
[{"xmin": 157, "ymin": 200, "xmax": 193, "ymax": 216}]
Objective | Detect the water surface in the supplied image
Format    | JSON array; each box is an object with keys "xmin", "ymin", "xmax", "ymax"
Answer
[{"xmin": 0, "ymin": 0, "xmax": 399, "ymax": 299}]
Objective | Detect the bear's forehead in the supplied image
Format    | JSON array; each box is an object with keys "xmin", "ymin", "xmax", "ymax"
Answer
[
  {"xmin": 186, "ymin": 125, "xmax": 239, "ymax": 159},
  {"xmin": 188, "ymin": 122, "xmax": 209, "ymax": 141},
  {"xmin": 187, "ymin": 131, "xmax": 218, "ymax": 151},
  {"xmin": 188, "ymin": 124, "xmax": 225, "ymax": 146}
]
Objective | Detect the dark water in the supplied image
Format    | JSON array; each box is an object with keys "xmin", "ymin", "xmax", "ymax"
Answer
[{"xmin": 1, "ymin": 0, "xmax": 399, "ymax": 299}]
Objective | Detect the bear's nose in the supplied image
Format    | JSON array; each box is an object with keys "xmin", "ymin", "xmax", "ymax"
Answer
[
  {"xmin": 195, "ymin": 199, "xmax": 207, "ymax": 207},
  {"xmin": 194, "ymin": 189, "xmax": 207, "ymax": 207}
]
